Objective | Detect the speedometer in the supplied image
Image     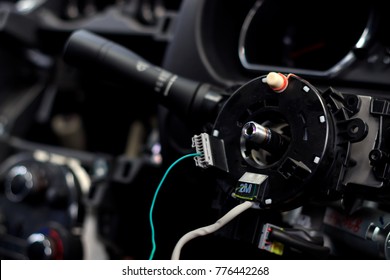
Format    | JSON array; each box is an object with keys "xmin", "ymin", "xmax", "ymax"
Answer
[{"xmin": 239, "ymin": 0, "xmax": 374, "ymax": 77}]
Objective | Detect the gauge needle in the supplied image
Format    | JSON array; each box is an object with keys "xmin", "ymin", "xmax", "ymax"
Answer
[{"xmin": 290, "ymin": 42, "xmax": 326, "ymax": 59}]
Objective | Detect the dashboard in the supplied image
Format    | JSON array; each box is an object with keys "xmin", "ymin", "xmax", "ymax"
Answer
[
  {"xmin": 166, "ymin": 0, "xmax": 390, "ymax": 89},
  {"xmin": 0, "ymin": 0, "xmax": 390, "ymax": 260}
]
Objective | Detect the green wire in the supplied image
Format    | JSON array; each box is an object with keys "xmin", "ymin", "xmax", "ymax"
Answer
[{"xmin": 148, "ymin": 153, "xmax": 200, "ymax": 260}]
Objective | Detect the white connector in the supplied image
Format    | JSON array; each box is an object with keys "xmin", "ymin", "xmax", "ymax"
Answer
[
  {"xmin": 192, "ymin": 133, "xmax": 213, "ymax": 168},
  {"xmin": 191, "ymin": 133, "xmax": 229, "ymax": 171}
]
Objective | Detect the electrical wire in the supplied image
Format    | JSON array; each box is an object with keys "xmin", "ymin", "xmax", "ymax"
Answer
[
  {"xmin": 283, "ymin": 228, "xmax": 324, "ymax": 245},
  {"xmin": 268, "ymin": 228, "xmax": 330, "ymax": 258},
  {"xmin": 148, "ymin": 153, "xmax": 200, "ymax": 260},
  {"xmin": 171, "ymin": 201, "xmax": 255, "ymax": 260}
]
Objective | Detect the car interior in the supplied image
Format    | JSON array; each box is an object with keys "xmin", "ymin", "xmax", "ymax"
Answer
[{"xmin": 0, "ymin": 0, "xmax": 389, "ymax": 260}]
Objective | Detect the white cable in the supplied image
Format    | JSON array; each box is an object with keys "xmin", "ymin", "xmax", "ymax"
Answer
[{"xmin": 171, "ymin": 201, "xmax": 255, "ymax": 260}]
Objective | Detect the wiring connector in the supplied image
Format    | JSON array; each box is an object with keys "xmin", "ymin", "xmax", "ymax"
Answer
[
  {"xmin": 192, "ymin": 133, "xmax": 228, "ymax": 171},
  {"xmin": 233, "ymin": 172, "xmax": 268, "ymax": 202},
  {"xmin": 259, "ymin": 223, "xmax": 285, "ymax": 256},
  {"xmin": 192, "ymin": 133, "xmax": 212, "ymax": 168}
]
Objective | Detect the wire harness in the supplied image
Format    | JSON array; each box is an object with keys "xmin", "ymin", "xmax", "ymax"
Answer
[
  {"xmin": 268, "ymin": 227, "xmax": 330, "ymax": 258},
  {"xmin": 171, "ymin": 201, "xmax": 255, "ymax": 260}
]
